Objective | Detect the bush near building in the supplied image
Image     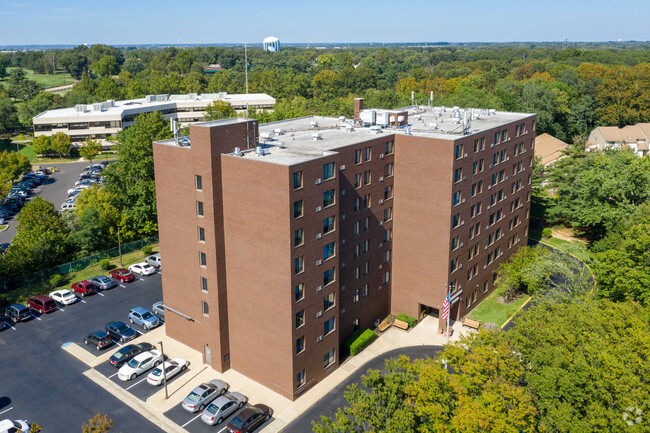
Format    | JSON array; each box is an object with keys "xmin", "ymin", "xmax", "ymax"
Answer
[
  {"xmin": 345, "ymin": 329, "xmax": 377, "ymax": 356},
  {"xmin": 396, "ymin": 313, "xmax": 417, "ymax": 328}
]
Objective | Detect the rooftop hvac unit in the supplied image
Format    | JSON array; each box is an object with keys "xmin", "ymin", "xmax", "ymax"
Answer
[
  {"xmin": 311, "ymin": 132, "xmax": 322, "ymax": 140},
  {"xmin": 338, "ymin": 116, "xmax": 346, "ymax": 122},
  {"xmin": 217, "ymin": 92, "xmax": 227, "ymax": 99},
  {"xmin": 145, "ymin": 95, "xmax": 155, "ymax": 103},
  {"xmin": 260, "ymin": 131, "xmax": 275, "ymax": 140},
  {"xmin": 92, "ymin": 103, "xmax": 103, "ymax": 112},
  {"xmin": 369, "ymin": 125, "xmax": 382, "ymax": 134},
  {"xmin": 405, "ymin": 126, "xmax": 412, "ymax": 135},
  {"xmin": 345, "ymin": 124, "xmax": 354, "ymax": 132},
  {"xmin": 74, "ymin": 104, "xmax": 86, "ymax": 112},
  {"xmin": 359, "ymin": 109, "xmax": 376, "ymax": 125},
  {"xmin": 376, "ymin": 111, "xmax": 389, "ymax": 126},
  {"xmin": 106, "ymin": 99, "xmax": 115, "ymax": 107},
  {"xmin": 430, "ymin": 123, "xmax": 438, "ymax": 129},
  {"xmin": 273, "ymin": 128, "xmax": 285, "ymax": 135},
  {"xmin": 310, "ymin": 121, "xmax": 319, "ymax": 128}
]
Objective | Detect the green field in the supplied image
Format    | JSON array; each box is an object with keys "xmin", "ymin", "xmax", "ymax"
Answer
[
  {"xmin": 468, "ymin": 289, "xmax": 530, "ymax": 327},
  {"xmin": 1, "ymin": 67, "xmax": 72, "ymax": 90}
]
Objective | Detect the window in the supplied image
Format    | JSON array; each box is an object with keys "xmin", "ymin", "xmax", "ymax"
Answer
[
  {"xmin": 323, "ymin": 268, "xmax": 335, "ymax": 285},
  {"xmin": 363, "ymin": 284, "xmax": 369, "ymax": 296},
  {"xmin": 384, "ymin": 185, "xmax": 393, "ymax": 200},
  {"xmin": 385, "ymin": 140, "xmax": 394, "ymax": 155},
  {"xmin": 324, "ymin": 292, "xmax": 335, "ymax": 311},
  {"xmin": 363, "ymin": 170, "xmax": 371, "ymax": 185},
  {"xmin": 324, "ymin": 349, "xmax": 335, "ymax": 368},
  {"xmin": 323, "ymin": 162, "xmax": 335, "ymax": 180},
  {"xmin": 363, "ymin": 217, "xmax": 370, "ymax": 231},
  {"xmin": 324, "ymin": 317, "xmax": 335, "ymax": 336},
  {"xmin": 363, "ymin": 146, "xmax": 371, "ymax": 162},
  {"xmin": 196, "ymin": 201, "xmax": 204, "ymax": 216},
  {"xmin": 354, "ymin": 244, "xmax": 361, "ymax": 258},
  {"xmin": 296, "ymin": 336, "xmax": 304, "ymax": 354},
  {"xmin": 455, "ymin": 143, "xmax": 463, "ymax": 160},
  {"xmin": 198, "ymin": 227, "xmax": 205, "ymax": 242},
  {"xmin": 454, "ymin": 168, "xmax": 462, "ymax": 183},
  {"xmin": 451, "ymin": 258, "xmax": 458, "ymax": 272},
  {"xmin": 323, "ymin": 242, "xmax": 335, "ymax": 260},
  {"xmin": 452, "ymin": 213, "xmax": 460, "ymax": 228},
  {"xmin": 354, "ymin": 173, "xmax": 362, "ymax": 188},
  {"xmin": 354, "ymin": 149, "xmax": 362, "ymax": 164},
  {"xmin": 453, "ymin": 191, "xmax": 461, "ymax": 206},
  {"xmin": 354, "ymin": 221, "xmax": 361, "ymax": 235},
  {"xmin": 200, "ymin": 276, "xmax": 208, "ymax": 292},
  {"xmin": 383, "ymin": 207, "xmax": 392, "ymax": 222},
  {"xmin": 195, "ymin": 174, "xmax": 202, "ymax": 190},
  {"xmin": 384, "ymin": 163, "xmax": 393, "ymax": 177},
  {"xmin": 295, "ymin": 256, "xmax": 304, "ymax": 274},
  {"xmin": 383, "ymin": 228, "xmax": 392, "ymax": 242},
  {"xmin": 363, "ymin": 194, "xmax": 371, "ymax": 209},
  {"xmin": 323, "ymin": 189, "xmax": 335, "ymax": 208},
  {"xmin": 480, "ymin": 137, "xmax": 485, "ymax": 151},
  {"xmin": 501, "ymin": 129, "xmax": 507, "ymax": 142},
  {"xmin": 202, "ymin": 301, "xmax": 209, "ymax": 316},
  {"xmin": 296, "ymin": 310, "xmax": 305, "ymax": 328},
  {"xmin": 473, "ymin": 138, "xmax": 479, "ymax": 153},
  {"xmin": 297, "ymin": 370, "xmax": 305, "ymax": 388},
  {"xmin": 295, "ymin": 228, "xmax": 304, "ymax": 247},
  {"xmin": 353, "ymin": 318, "xmax": 360, "ymax": 332},
  {"xmin": 293, "ymin": 171, "xmax": 303, "ymax": 189},
  {"xmin": 353, "ymin": 289, "xmax": 360, "ymax": 303},
  {"xmin": 323, "ymin": 216, "xmax": 335, "ymax": 234},
  {"xmin": 494, "ymin": 132, "xmax": 500, "ymax": 145},
  {"xmin": 451, "ymin": 236, "xmax": 459, "ymax": 251},
  {"xmin": 354, "ymin": 266, "xmax": 361, "ymax": 281},
  {"xmin": 382, "ymin": 271, "xmax": 391, "ymax": 284},
  {"xmin": 364, "ymin": 261, "xmax": 370, "ymax": 275},
  {"xmin": 294, "ymin": 200, "xmax": 303, "ymax": 218},
  {"xmin": 199, "ymin": 252, "xmax": 207, "ymax": 267},
  {"xmin": 295, "ymin": 283, "xmax": 304, "ymax": 302}
]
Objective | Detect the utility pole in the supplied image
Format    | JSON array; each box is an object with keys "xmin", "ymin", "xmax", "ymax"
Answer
[{"xmin": 117, "ymin": 227, "xmax": 122, "ymax": 266}]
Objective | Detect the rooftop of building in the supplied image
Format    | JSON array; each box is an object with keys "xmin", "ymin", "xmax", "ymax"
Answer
[
  {"xmin": 534, "ymin": 133, "xmax": 568, "ymax": 166},
  {"xmin": 33, "ymin": 93, "xmax": 275, "ymax": 122}
]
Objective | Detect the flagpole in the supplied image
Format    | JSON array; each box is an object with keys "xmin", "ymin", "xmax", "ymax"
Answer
[{"xmin": 446, "ymin": 286, "xmax": 451, "ymax": 345}]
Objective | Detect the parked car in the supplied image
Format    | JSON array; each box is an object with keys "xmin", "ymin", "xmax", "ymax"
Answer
[
  {"xmin": 26, "ymin": 294, "xmax": 57, "ymax": 314},
  {"xmin": 145, "ymin": 253, "xmax": 161, "ymax": 268},
  {"xmin": 129, "ymin": 262, "xmax": 156, "ymax": 276},
  {"xmin": 49, "ymin": 289, "xmax": 78, "ymax": 305},
  {"xmin": 108, "ymin": 342, "xmax": 155, "ymax": 367},
  {"xmin": 4, "ymin": 304, "xmax": 32, "ymax": 324},
  {"xmin": 152, "ymin": 301, "xmax": 165, "ymax": 319},
  {"xmin": 182, "ymin": 379, "xmax": 229, "ymax": 413},
  {"xmin": 67, "ymin": 189, "xmax": 81, "ymax": 198},
  {"xmin": 117, "ymin": 349, "xmax": 163, "ymax": 381},
  {"xmin": 88, "ymin": 275, "xmax": 118, "ymax": 290},
  {"xmin": 0, "ymin": 418, "xmax": 29, "ymax": 432},
  {"xmin": 84, "ymin": 331, "xmax": 113, "ymax": 351},
  {"xmin": 0, "ymin": 243, "xmax": 10, "ymax": 254},
  {"xmin": 225, "ymin": 404, "xmax": 272, "ymax": 433},
  {"xmin": 105, "ymin": 321, "xmax": 137, "ymax": 343},
  {"xmin": 201, "ymin": 392, "xmax": 248, "ymax": 426},
  {"xmin": 60, "ymin": 202, "xmax": 76, "ymax": 211},
  {"xmin": 128, "ymin": 306, "xmax": 160, "ymax": 330},
  {"xmin": 71, "ymin": 280, "xmax": 96, "ymax": 297},
  {"xmin": 109, "ymin": 268, "xmax": 136, "ymax": 283},
  {"xmin": 67, "ymin": 184, "xmax": 90, "ymax": 195},
  {"xmin": 146, "ymin": 358, "xmax": 189, "ymax": 385}
]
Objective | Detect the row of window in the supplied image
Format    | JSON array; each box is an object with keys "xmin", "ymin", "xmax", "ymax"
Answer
[
  {"xmin": 295, "ymin": 317, "xmax": 335, "ymax": 354},
  {"xmin": 296, "ymin": 347, "xmax": 336, "ymax": 388}
]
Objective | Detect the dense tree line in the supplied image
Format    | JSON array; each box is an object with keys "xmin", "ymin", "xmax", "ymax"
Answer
[{"xmin": 2, "ymin": 44, "xmax": 649, "ymax": 139}]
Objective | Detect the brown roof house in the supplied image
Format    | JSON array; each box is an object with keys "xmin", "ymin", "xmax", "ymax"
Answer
[
  {"xmin": 534, "ymin": 133, "xmax": 568, "ymax": 166},
  {"xmin": 586, "ymin": 124, "xmax": 650, "ymax": 157}
]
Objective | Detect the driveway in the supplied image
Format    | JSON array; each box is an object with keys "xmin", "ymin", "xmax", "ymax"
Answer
[{"xmin": 279, "ymin": 345, "xmax": 442, "ymax": 433}]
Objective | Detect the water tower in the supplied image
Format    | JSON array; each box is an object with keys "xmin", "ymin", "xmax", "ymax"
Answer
[{"xmin": 263, "ymin": 36, "xmax": 280, "ymax": 52}]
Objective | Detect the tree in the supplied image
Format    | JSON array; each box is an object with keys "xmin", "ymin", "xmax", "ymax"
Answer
[
  {"xmin": 79, "ymin": 139, "xmax": 102, "ymax": 162},
  {"xmin": 0, "ymin": 150, "xmax": 31, "ymax": 197},
  {"xmin": 60, "ymin": 49, "xmax": 88, "ymax": 80},
  {"xmin": 0, "ymin": 96, "xmax": 18, "ymax": 133},
  {"xmin": 51, "ymin": 132, "xmax": 72, "ymax": 157},
  {"xmin": 90, "ymin": 55, "xmax": 120, "ymax": 77},
  {"xmin": 7, "ymin": 68, "xmax": 43, "ymax": 101},
  {"xmin": 82, "ymin": 413, "xmax": 113, "ymax": 433},
  {"xmin": 18, "ymin": 91, "xmax": 63, "ymax": 126},
  {"xmin": 104, "ymin": 111, "xmax": 172, "ymax": 237},
  {"xmin": 33, "ymin": 135, "xmax": 53, "ymax": 156},
  {"xmin": 204, "ymin": 99, "xmax": 236, "ymax": 121},
  {"xmin": 311, "ymin": 70, "xmax": 342, "ymax": 100}
]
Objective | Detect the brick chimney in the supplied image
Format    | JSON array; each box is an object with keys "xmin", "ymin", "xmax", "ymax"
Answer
[{"xmin": 354, "ymin": 98, "xmax": 364, "ymax": 122}]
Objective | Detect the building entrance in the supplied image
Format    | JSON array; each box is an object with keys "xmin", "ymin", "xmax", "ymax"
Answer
[{"xmin": 419, "ymin": 304, "xmax": 439, "ymax": 320}]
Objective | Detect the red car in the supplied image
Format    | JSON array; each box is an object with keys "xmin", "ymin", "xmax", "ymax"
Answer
[
  {"xmin": 71, "ymin": 280, "xmax": 96, "ymax": 297},
  {"xmin": 27, "ymin": 294, "xmax": 57, "ymax": 314},
  {"xmin": 109, "ymin": 268, "xmax": 136, "ymax": 283}
]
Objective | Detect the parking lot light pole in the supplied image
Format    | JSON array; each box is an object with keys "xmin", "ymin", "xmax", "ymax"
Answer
[
  {"xmin": 159, "ymin": 340, "xmax": 168, "ymax": 399},
  {"xmin": 118, "ymin": 227, "xmax": 123, "ymax": 266}
]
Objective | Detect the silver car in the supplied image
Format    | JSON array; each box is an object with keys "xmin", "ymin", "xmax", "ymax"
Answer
[
  {"xmin": 181, "ymin": 379, "xmax": 229, "ymax": 413},
  {"xmin": 201, "ymin": 392, "xmax": 248, "ymax": 425},
  {"xmin": 88, "ymin": 275, "xmax": 118, "ymax": 290}
]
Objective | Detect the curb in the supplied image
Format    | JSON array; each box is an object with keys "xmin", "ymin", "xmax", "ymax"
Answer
[
  {"xmin": 535, "ymin": 240, "xmax": 597, "ymax": 296},
  {"xmin": 0, "ymin": 224, "xmax": 8, "ymax": 232},
  {"xmin": 500, "ymin": 296, "xmax": 532, "ymax": 329}
]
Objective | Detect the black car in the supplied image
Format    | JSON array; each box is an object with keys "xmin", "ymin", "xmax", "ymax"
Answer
[
  {"xmin": 226, "ymin": 404, "xmax": 272, "ymax": 433},
  {"xmin": 84, "ymin": 331, "xmax": 113, "ymax": 351},
  {"xmin": 4, "ymin": 304, "xmax": 32, "ymax": 324},
  {"xmin": 105, "ymin": 321, "xmax": 138, "ymax": 343},
  {"xmin": 108, "ymin": 342, "xmax": 155, "ymax": 367}
]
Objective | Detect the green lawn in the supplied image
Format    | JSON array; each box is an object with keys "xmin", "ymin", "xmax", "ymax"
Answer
[
  {"xmin": 468, "ymin": 289, "xmax": 530, "ymax": 327},
  {"xmin": 0, "ymin": 225, "xmax": 7, "ymax": 231},
  {"xmin": 1, "ymin": 67, "xmax": 71, "ymax": 90},
  {"xmin": 4, "ymin": 244, "xmax": 159, "ymax": 305},
  {"xmin": 534, "ymin": 237, "xmax": 594, "ymax": 263},
  {"xmin": 0, "ymin": 142, "xmax": 37, "ymax": 160}
]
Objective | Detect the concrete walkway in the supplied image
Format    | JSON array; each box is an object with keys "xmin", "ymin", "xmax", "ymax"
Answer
[{"xmin": 64, "ymin": 316, "xmax": 471, "ymax": 433}]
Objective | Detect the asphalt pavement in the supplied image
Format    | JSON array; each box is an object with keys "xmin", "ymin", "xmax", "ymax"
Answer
[
  {"xmin": 0, "ymin": 271, "xmax": 165, "ymax": 432},
  {"xmin": 279, "ymin": 345, "xmax": 442, "ymax": 433}
]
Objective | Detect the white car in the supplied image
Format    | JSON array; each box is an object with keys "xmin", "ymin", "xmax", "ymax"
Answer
[
  {"xmin": 67, "ymin": 184, "xmax": 90, "ymax": 195},
  {"xmin": 60, "ymin": 202, "xmax": 76, "ymax": 211},
  {"xmin": 129, "ymin": 262, "xmax": 156, "ymax": 276},
  {"xmin": 0, "ymin": 418, "xmax": 29, "ymax": 432},
  {"xmin": 48, "ymin": 289, "xmax": 77, "ymax": 305},
  {"xmin": 117, "ymin": 349, "xmax": 163, "ymax": 381},
  {"xmin": 147, "ymin": 358, "xmax": 189, "ymax": 385}
]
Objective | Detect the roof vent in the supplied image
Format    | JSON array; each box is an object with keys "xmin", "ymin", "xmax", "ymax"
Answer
[
  {"xmin": 310, "ymin": 121, "xmax": 319, "ymax": 129},
  {"xmin": 273, "ymin": 128, "xmax": 285, "ymax": 135},
  {"xmin": 311, "ymin": 132, "xmax": 322, "ymax": 141},
  {"xmin": 369, "ymin": 125, "xmax": 382, "ymax": 134},
  {"xmin": 233, "ymin": 147, "xmax": 242, "ymax": 156}
]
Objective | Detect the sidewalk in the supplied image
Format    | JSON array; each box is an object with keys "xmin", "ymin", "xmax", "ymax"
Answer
[{"xmin": 65, "ymin": 316, "xmax": 471, "ymax": 433}]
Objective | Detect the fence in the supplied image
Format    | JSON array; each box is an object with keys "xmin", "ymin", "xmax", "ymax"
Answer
[{"xmin": 0, "ymin": 236, "xmax": 158, "ymax": 292}]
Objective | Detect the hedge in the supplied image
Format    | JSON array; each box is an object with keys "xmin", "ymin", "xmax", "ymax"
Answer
[
  {"xmin": 396, "ymin": 313, "xmax": 417, "ymax": 328},
  {"xmin": 345, "ymin": 329, "xmax": 377, "ymax": 356}
]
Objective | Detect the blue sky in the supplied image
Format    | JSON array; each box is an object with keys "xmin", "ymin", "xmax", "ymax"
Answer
[{"xmin": 1, "ymin": 0, "xmax": 648, "ymax": 45}]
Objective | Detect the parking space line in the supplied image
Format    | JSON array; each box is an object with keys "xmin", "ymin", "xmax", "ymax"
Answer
[
  {"xmin": 35, "ymin": 316, "xmax": 42, "ymax": 321},
  {"xmin": 80, "ymin": 299, "xmax": 87, "ymax": 304},
  {"xmin": 119, "ymin": 284, "xmax": 125, "ymax": 288},
  {"xmin": 97, "ymin": 292, "xmax": 105, "ymax": 297},
  {"xmin": 58, "ymin": 307, "xmax": 65, "ymax": 312},
  {"xmin": 125, "ymin": 376, "xmax": 148, "ymax": 390},
  {"xmin": 8, "ymin": 323, "xmax": 16, "ymax": 330},
  {"xmin": 109, "ymin": 372, "xmax": 119, "ymax": 379},
  {"xmin": 0, "ymin": 407, "xmax": 13, "ymax": 416},
  {"xmin": 114, "ymin": 341, "xmax": 122, "ymax": 346},
  {"xmin": 181, "ymin": 413, "xmax": 203, "ymax": 428}
]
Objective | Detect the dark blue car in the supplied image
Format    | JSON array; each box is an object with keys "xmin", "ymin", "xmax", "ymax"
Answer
[{"xmin": 105, "ymin": 321, "xmax": 137, "ymax": 343}]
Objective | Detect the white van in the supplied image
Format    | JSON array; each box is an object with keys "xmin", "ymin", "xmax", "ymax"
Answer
[{"xmin": 146, "ymin": 253, "xmax": 161, "ymax": 269}]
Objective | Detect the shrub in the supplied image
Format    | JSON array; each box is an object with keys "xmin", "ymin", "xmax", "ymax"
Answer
[
  {"xmin": 542, "ymin": 228, "xmax": 552, "ymax": 238},
  {"xmin": 142, "ymin": 245, "xmax": 153, "ymax": 256},
  {"xmin": 49, "ymin": 274, "xmax": 63, "ymax": 288},
  {"xmin": 396, "ymin": 313, "xmax": 417, "ymax": 328},
  {"xmin": 99, "ymin": 259, "xmax": 111, "ymax": 271},
  {"xmin": 345, "ymin": 329, "xmax": 377, "ymax": 356}
]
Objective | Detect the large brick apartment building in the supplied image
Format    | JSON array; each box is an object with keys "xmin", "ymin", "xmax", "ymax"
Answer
[{"xmin": 153, "ymin": 101, "xmax": 536, "ymax": 400}]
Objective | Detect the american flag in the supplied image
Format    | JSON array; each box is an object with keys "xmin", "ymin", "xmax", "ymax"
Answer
[{"xmin": 442, "ymin": 293, "xmax": 450, "ymax": 320}]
